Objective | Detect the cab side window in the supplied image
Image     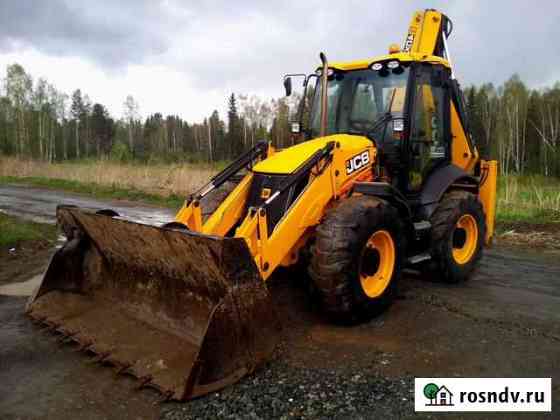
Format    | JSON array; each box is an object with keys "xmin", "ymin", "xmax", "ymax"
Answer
[{"xmin": 408, "ymin": 67, "xmax": 447, "ymax": 191}]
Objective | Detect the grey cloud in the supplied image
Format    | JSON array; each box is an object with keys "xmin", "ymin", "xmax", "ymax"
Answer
[
  {"xmin": 438, "ymin": 1, "xmax": 560, "ymax": 88},
  {"xmin": 161, "ymin": 0, "xmax": 560, "ymax": 94},
  {"xmin": 159, "ymin": 1, "xmax": 408, "ymax": 93},
  {"xmin": 1, "ymin": 0, "xmax": 559, "ymax": 91},
  {"xmin": 0, "ymin": 0, "xmax": 173, "ymax": 67}
]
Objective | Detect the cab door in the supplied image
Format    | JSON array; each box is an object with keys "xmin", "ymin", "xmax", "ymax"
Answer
[{"xmin": 406, "ymin": 65, "xmax": 450, "ymax": 192}]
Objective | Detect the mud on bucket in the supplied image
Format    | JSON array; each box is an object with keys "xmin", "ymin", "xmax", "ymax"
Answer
[{"xmin": 27, "ymin": 206, "xmax": 280, "ymax": 400}]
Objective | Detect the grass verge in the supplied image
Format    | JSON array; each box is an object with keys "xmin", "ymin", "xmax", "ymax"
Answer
[
  {"xmin": 0, "ymin": 175, "xmax": 184, "ymax": 209},
  {"xmin": 0, "ymin": 213, "xmax": 57, "ymax": 248},
  {"xmin": 1, "ymin": 157, "xmax": 559, "ymax": 225},
  {"xmin": 496, "ymin": 175, "xmax": 560, "ymax": 225},
  {"xmin": 0, "ymin": 156, "xmax": 217, "ymax": 198}
]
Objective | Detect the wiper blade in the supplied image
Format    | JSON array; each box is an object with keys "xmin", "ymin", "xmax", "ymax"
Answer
[
  {"xmin": 344, "ymin": 129, "xmax": 366, "ymax": 136},
  {"xmin": 369, "ymin": 112, "xmax": 393, "ymax": 132},
  {"xmin": 341, "ymin": 113, "xmax": 394, "ymax": 139}
]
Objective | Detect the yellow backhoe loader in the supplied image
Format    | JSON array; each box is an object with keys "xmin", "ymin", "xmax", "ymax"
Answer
[{"xmin": 27, "ymin": 9, "xmax": 497, "ymax": 401}]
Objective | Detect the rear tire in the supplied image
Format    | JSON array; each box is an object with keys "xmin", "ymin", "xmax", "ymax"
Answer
[
  {"xmin": 309, "ymin": 196, "xmax": 405, "ymax": 323},
  {"xmin": 429, "ymin": 190, "xmax": 486, "ymax": 283}
]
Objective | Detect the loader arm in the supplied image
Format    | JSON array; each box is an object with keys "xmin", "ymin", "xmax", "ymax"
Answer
[
  {"xmin": 175, "ymin": 140, "xmax": 273, "ymax": 231},
  {"xmin": 236, "ymin": 142, "xmax": 336, "ymax": 279},
  {"xmin": 234, "ymin": 137, "xmax": 376, "ymax": 280}
]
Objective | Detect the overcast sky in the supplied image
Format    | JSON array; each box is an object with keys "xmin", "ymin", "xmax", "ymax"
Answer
[{"xmin": 1, "ymin": 0, "xmax": 559, "ymax": 122}]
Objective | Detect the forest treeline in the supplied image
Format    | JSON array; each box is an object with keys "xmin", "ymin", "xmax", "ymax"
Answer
[
  {"xmin": 1, "ymin": 63, "xmax": 560, "ymax": 177},
  {"xmin": 0, "ymin": 63, "xmax": 298, "ymax": 165}
]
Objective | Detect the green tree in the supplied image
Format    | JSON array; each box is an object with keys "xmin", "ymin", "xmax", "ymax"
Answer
[
  {"xmin": 525, "ymin": 91, "xmax": 542, "ymax": 174},
  {"xmin": 210, "ymin": 110, "xmax": 225, "ymax": 161},
  {"xmin": 91, "ymin": 103, "xmax": 113, "ymax": 156},
  {"xmin": 270, "ymin": 98, "xmax": 290, "ymax": 148},
  {"xmin": 32, "ymin": 78, "xmax": 49, "ymax": 159},
  {"xmin": 227, "ymin": 93, "xmax": 243, "ymax": 157},
  {"xmin": 5, "ymin": 64, "xmax": 32, "ymax": 156},
  {"xmin": 123, "ymin": 95, "xmax": 140, "ymax": 157},
  {"xmin": 71, "ymin": 89, "xmax": 85, "ymax": 159}
]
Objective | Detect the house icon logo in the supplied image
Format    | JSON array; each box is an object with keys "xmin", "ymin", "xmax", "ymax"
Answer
[{"xmin": 423, "ymin": 383, "xmax": 454, "ymax": 406}]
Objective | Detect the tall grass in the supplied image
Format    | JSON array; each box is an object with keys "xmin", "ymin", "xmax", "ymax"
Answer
[
  {"xmin": 0, "ymin": 157, "xmax": 221, "ymax": 197},
  {"xmin": 497, "ymin": 175, "xmax": 560, "ymax": 223},
  {"xmin": 1, "ymin": 157, "xmax": 559, "ymax": 223}
]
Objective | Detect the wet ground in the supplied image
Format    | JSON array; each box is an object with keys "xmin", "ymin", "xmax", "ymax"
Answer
[
  {"xmin": 0, "ymin": 184, "xmax": 174, "ymax": 225},
  {"xmin": 0, "ymin": 184, "xmax": 558, "ymax": 419}
]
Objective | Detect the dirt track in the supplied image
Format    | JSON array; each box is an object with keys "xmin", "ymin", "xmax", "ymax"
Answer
[
  {"xmin": 0, "ymin": 184, "xmax": 174, "ymax": 225},
  {"xmin": 0, "ymin": 184, "xmax": 558, "ymax": 419}
]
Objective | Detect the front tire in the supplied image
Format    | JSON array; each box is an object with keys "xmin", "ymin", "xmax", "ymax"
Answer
[
  {"xmin": 429, "ymin": 190, "xmax": 486, "ymax": 283},
  {"xmin": 309, "ymin": 196, "xmax": 405, "ymax": 323}
]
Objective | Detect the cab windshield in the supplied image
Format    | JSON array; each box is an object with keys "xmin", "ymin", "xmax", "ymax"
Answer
[{"xmin": 309, "ymin": 65, "xmax": 410, "ymax": 139}]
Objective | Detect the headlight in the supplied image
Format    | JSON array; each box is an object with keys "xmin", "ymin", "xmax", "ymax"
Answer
[{"xmin": 316, "ymin": 68, "xmax": 335, "ymax": 77}]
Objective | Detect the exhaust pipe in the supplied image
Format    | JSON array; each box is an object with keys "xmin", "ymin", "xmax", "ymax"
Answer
[{"xmin": 319, "ymin": 52, "xmax": 328, "ymax": 137}]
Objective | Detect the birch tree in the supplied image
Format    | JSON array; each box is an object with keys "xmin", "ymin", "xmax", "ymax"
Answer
[
  {"xmin": 71, "ymin": 89, "xmax": 85, "ymax": 159},
  {"xmin": 123, "ymin": 94, "xmax": 140, "ymax": 156},
  {"xmin": 5, "ymin": 64, "xmax": 32, "ymax": 156}
]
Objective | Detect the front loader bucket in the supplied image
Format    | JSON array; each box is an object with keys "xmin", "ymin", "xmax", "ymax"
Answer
[{"xmin": 26, "ymin": 205, "xmax": 280, "ymax": 400}]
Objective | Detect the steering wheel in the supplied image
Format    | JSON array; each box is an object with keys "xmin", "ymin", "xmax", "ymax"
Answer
[{"xmin": 349, "ymin": 118, "xmax": 376, "ymax": 132}]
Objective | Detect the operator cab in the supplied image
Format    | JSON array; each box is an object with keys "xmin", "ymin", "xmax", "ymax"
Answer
[
  {"xmin": 303, "ymin": 57, "xmax": 452, "ymax": 195},
  {"xmin": 283, "ymin": 7, "xmax": 476, "ymax": 199},
  {"xmin": 308, "ymin": 62, "xmax": 409, "ymax": 145}
]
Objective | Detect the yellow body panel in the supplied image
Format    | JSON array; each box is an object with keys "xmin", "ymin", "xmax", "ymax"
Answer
[
  {"xmin": 450, "ymin": 103, "xmax": 478, "ymax": 173},
  {"xmin": 252, "ymin": 137, "xmax": 331, "ymax": 174},
  {"xmin": 405, "ymin": 10, "xmax": 442, "ymax": 56},
  {"xmin": 478, "ymin": 160, "xmax": 498, "ymax": 244},
  {"xmin": 252, "ymin": 135, "xmax": 371, "ymax": 174},
  {"xmin": 329, "ymin": 53, "xmax": 450, "ymax": 72},
  {"xmin": 174, "ymin": 200, "xmax": 203, "ymax": 231},
  {"xmin": 247, "ymin": 135, "xmax": 375, "ymax": 279}
]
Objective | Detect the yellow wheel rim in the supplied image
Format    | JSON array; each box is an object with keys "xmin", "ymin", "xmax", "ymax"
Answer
[
  {"xmin": 359, "ymin": 230, "xmax": 396, "ymax": 298},
  {"xmin": 452, "ymin": 214, "xmax": 478, "ymax": 265}
]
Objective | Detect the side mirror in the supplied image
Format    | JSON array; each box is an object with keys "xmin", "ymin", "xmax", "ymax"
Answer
[
  {"xmin": 290, "ymin": 122, "xmax": 301, "ymax": 134},
  {"xmin": 283, "ymin": 77, "xmax": 292, "ymax": 97}
]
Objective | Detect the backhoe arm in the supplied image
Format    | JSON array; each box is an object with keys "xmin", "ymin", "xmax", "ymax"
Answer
[{"xmin": 402, "ymin": 9, "xmax": 452, "ymax": 59}]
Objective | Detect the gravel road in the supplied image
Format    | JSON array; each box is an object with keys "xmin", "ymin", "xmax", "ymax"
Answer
[{"xmin": 0, "ymin": 184, "xmax": 558, "ymax": 420}]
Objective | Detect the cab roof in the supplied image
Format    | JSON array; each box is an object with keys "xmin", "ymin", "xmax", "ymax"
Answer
[{"xmin": 326, "ymin": 52, "xmax": 450, "ymax": 72}]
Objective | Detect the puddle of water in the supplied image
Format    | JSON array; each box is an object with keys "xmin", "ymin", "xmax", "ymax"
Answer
[{"xmin": 0, "ymin": 274, "xmax": 42, "ymax": 297}]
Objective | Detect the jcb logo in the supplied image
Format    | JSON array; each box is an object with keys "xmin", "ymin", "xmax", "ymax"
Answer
[
  {"xmin": 346, "ymin": 151, "xmax": 370, "ymax": 175},
  {"xmin": 403, "ymin": 33, "xmax": 415, "ymax": 52}
]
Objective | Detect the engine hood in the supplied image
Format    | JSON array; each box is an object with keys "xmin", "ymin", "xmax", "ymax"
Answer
[{"xmin": 253, "ymin": 134, "xmax": 372, "ymax": 174}]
